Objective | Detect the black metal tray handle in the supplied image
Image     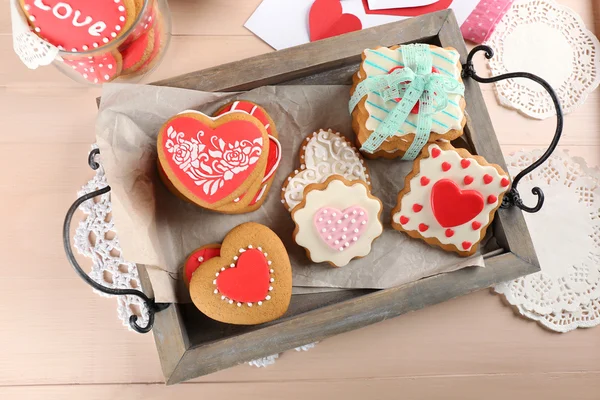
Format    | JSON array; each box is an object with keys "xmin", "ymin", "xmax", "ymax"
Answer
[{"xmin": 63, "ymin": 45, "xmax": 563, "ymax": 333}]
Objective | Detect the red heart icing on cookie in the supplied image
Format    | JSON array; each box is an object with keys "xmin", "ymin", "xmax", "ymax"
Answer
[
  {"xmin": 184, "ymin": 245, "xmax": 220, "ymax": 285},
  {"xmin": 431, "ymin": 179, "xmax": 484, "ymax": 228},
  {"xmin": 22, "ymin": 0, "xmax": 129, "ymax": 52},
  {"xmin": 63, "ymin": 52, "xmax": 120, "ymax": 83},
  {"xmin": 309, "ymin": 0, "xmax": 362, "ymax": 42},
  {"xmin": 159, "ymin": 114, "xmax": 266, "ymax": 206},
  {"xmin": 216, "ymin": 249, "xmax": 270, "ymax": 303}
]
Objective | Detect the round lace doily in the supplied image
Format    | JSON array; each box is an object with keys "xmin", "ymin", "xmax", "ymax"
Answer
[
  {"xmin": 10, "ymin": 0, "xmax": 58, "ymax": 69},
  {"xmin": 74, "ymin": 147, "xmax": 316, "ymax": 365},
  {"xmin": 494, "ymin": 149, "xmax": 600, "ymax": 332},
  {"xmin": 486, "ymin": 0, "xmax": 600, "ymax": 119}
]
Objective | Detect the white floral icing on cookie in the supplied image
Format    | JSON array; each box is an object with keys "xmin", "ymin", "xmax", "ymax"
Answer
[{"xmin": 282, "ymin": 129, "xmax": 370, "ymax": 212}]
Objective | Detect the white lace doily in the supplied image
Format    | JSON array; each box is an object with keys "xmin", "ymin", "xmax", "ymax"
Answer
[
  {"xmin": 10, "ymin": 0, "xmax": 58, "ymax": 69},
  {"xmin": 494, "ymin": 149, "xmax": 600, "ymax": 332},
  {"xmin": 74, "ymin": 147, "xmax": 316, "ymax": 365},
  {"xmin": 486, "ymin": 0, "xmax": 600, "ymax": 119}
]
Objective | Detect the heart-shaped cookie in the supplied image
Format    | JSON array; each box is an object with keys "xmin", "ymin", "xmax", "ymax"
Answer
[
  {"xmin": 182, "ymin": 243, "xmax": 221, "ymax": 287},
  {"xmin": 282, "ymin": 129, "xmax": 371, "ymax": 212},
  {"xmin": 157, "ymin": 111, "xmax": 269, "ymax": 210},
  {"xmin": 189, "ymin": 222, "xmax": 292, "ymax": 325}
]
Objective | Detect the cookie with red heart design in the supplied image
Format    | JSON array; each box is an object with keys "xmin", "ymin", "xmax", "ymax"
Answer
[
  {"xmin": 189, "ymin": 222, "xmax": 292, "ymax": 325},
  {"xmin": 214, "ymin": 101, "xmax": 281, "ymax": 212},
  {"xmin": 292, "ymin": 175, "xmax": 383, "ymax": 267},
  {"xmin": 157, "ymin": 111, "xmax": 269, "ymax": 212},
  {"xmin": 182, "ymin": 243, "xmax": 221, "ymax": 287},
  {"xmin": 391, "ymin": 143, "xmax": 510, "ymax": 256}
]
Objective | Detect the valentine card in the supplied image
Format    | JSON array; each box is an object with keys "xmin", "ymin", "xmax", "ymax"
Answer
[
  {"xmin": 367, "ymin": 0, "xmax": 438, "ymax": 10},
  {"xmin": 362, "ymin": 0, "xmax": 479, "ymax": 23}
]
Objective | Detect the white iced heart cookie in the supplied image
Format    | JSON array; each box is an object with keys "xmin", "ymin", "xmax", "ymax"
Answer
[
  {"xmin": 292, "ymin": 176, "xmax": 383, "ymax": 267},
  {"xmin": 281, "ymin": 129, "xmax": 371, "ymax": 212}
]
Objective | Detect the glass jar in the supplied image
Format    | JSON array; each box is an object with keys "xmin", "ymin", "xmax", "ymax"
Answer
[{"xmin": 20, "ymin": 0, "xmax": 171, "ymax": 85}]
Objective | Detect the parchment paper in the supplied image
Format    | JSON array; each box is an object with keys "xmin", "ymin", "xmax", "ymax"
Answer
[{"xmin": 97, "ymin": 84, "xmax": 484, "ymax": 303}]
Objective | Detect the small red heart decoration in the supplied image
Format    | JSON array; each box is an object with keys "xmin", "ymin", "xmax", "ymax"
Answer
[
  {"xmin": 442, "ymin": 162, "xmax": 452, "ymax": 172},
  {"xmin": 216, "ymin": 249, "xmax": 270, "ymax": 303},
  {"xmin": 419, "ymin": 223, "xmax": 429, "ymax": 232},
  {"xmin": 400, "ymin": 215, "xmax": 410, "ymax": 225},
  {"xmin": 501, "ymin": 177, "xmax": 510, "ymax": 187},
  {"xmin": 461, "ymin": 159, "xmax": 471, "ymax": 169},
  {"xmin": 309, "ymin": 0, "xmax": 363, "ymax": 42},
  {"xmin": 412, "ymin": 204, "xmax": 423, "ymax": 213},
  {"xmin": 487, "ymin": 195, "xmax": 498, "ymax": 204},
  {"xmin": 420, "ymin": 176, "xmax": 430, "ymax": 186},
  {"xmin": 445, "ymin": 229, "xmax": 454, "ymax": 238},
  {"xmin": 431, "ymin": 148, "xmax": 441, "ymax": 158},
  {"xmin": 472, "ymin": 221, "xmax": 482, "ymax": 230},
  {"xmin": 464, "ymin": 175, "xmax": 474, "ymax": 185},
  {"xmin": 483, "ymin": 174, "xmax": 494, "ymax": 184},
  {"xmin": 431, "ymin": 179, "xmax": 484, "ymax": 228},
  {"xmin": 462, "ymin": 241, "xmax": 472, "ymax": 250}
]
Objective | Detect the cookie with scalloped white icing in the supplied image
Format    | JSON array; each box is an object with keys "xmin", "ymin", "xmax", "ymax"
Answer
[
  {"xmin": 281, "ymin": 129, "xmax": 371, "ymax": 212},
  {"xmin": 292, "ymin": 176, "xmax": 383, "ymax": 267},
  {"xmin": 391, "ymin": 143, "xmax": 510, "ymax": 256},
  {"xmin": 350, "ymin": 44, "xmax": 467, "ymax": 158}
]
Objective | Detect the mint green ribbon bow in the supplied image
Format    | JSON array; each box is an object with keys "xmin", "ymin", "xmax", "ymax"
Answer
[{"xmin": 349, "ymin": 44, "xmax": 465, "ymax": 160}]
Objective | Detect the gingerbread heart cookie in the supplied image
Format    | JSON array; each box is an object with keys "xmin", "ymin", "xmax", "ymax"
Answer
[
  {"xmin": 182, "ymin": 243, "xmax": 221, "ymax": 287},
  {"xmin": 391, "ymin": 143, "xmax": 510, "ymax": 256},
  {"xmin": 189, "ymin": 222, "xmax": 292, "ymax": 325},
  {"xmin": 282, "ymin": 129, "xmax": 371, "ymax": 212},
  {"xmin": 292, "ymin": 176, "xmax": 383, "ymax": 267},
  {"xmin": 157, "ymin": 111, "xmax": 269, "ymax": 211}
]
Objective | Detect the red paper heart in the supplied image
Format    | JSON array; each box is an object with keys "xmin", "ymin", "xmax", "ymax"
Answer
[
  {"xmin": 431, "ymin": 179, "xmax": 484, "ymax": 228},
  {"xmin": 160, "ymin": 115, "xmax": 265, "ymax": 205},
  {"xmin": 309, "ymin": 0, "xmax": 362, "ymax": 42},
  {"xmin": 216, "ymin": 249, "xmax": 270, "ymax": 303},
  {"xmin": 362, "ymin": 0, "xmax": 453, "ymax": 17}
]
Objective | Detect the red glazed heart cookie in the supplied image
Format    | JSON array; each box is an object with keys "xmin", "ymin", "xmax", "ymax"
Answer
[
  {"xmin": 391, "ymin": 143, "xmax": 510, "ymax": 256},
  {"xmin": 121, "ymin": 28, "xmax": 154, "ymax": 74},
  {"xmin": 62, "ymin": 51, "xmax": 122, "ymax": 83},
  {"xmin": 157, "ymin": 111, "xmax": 269, "ymax": 211},
  {"xmin": 21, "ymin": 0, "xmax": 136, "ymax": 52},
  {"xmin": 182, "ymin": 243, "xmax": 221, "ymax": 287},
  {"xmin": 189, "ymin": 222, "xmax": 293, "ymax": 325},
  {"xmin": 215, "ymin": 101, "xmax": 282, "ymax": 211}
]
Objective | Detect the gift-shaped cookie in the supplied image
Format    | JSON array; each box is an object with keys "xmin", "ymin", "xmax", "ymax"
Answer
[
  {"xmin": 292, "ymin": 176, "xmax": 383, "ymax": 267},
  {"xmin": 391, "ymin": 143, "xmax": 510, "ymax": 256},
  {"xmin": 282, "ymin": 129, "xmax": 371, "ymax": 212},
  {"xmin": 157, "ymin": 110, "xmax": 270, "ymax": 213},
  {"xmin": 350, "ymin": 43, "xmax": 466, "ymax": 160},
  {"xmin": 189, "ymin": 222, "xmax": 292, "ymax": 325}
]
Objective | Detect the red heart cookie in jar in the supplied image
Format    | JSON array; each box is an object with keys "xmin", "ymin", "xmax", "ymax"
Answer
[
  {"xmin": 157, "ymin": 111, "xmax": 270, "ymax": 211},
  {"xmin": 189, "ymin": 222, "xmax": 292, "ymax": 325}
]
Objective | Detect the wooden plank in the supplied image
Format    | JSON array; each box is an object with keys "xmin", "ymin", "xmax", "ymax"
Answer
[
  {"xmin": 167, "ymin": 252, "xmax": 533, "ymax": 384},
  {"xmin": 150, "ymin": 10, "xmax": 448, "ymax": 90}
]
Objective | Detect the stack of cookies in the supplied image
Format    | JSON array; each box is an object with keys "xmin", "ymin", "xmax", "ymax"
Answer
[
  {"xmin": 20, "ymin": 0, "xmax": 167, "ymax": 83},
  {"xmin": 281, "ymin": 129, "xmax": 384, "ymax": 267},
  {"xmin": 350, "ymin": 44, "xmax": 467, "ymax": 159},
  {"xmin": 157, "ymin": 101, "xmax": 281, "ymax": 214}
]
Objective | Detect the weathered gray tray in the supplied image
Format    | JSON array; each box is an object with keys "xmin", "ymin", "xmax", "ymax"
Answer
[{"xmin": 142, "ymin": 10, "xmax": 539, "ymax": 384}]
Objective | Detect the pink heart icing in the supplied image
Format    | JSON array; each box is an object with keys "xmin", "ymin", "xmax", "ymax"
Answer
[{"xmin": 313, "ymin": 206, "xmax": 369, "ymax": 251}]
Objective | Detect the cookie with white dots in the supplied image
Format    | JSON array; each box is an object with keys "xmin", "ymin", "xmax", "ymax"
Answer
[
  {"xmin": 182, "ymin": 243, "xmax": 221, "ymax": 288},
  {"xmin": 21, "ymin": 0, "xmax": 136, "ymax": 53},
  {"xmin": 62, "ymin": 51, "xmax": 123, "ymax": 83},
  {"xmin": 281, "ymin": 129, "xmax": 371, "ymax": 213},
  {"xmin": 292, "ymin": 175, "xmax": 383, "ymax": 267},
  {"xmin": 189, "ymin": 223, "xmax": 292, "ymax": 325},
  {"xmin": 391, "ymin": 142, "xmax": 510, "ymax": 256}
]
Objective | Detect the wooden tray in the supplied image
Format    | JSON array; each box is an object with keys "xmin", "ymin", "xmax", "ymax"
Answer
[{"xmin": 143, "ymin": 10, "xmax": 540, "ymax": 384}]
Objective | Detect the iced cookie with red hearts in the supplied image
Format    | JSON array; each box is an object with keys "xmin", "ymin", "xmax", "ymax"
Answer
[
  {"xmin": 292, "ymin": 176, "xmax": 383, "ymax": 267},
  {"xmin": 214, "ymin": 101, "xmax": 282, "ymax": 212},
  {"xmin": 189, "ymin": 222, "xmax": 292, "ymax": 325},
  {"xmin": 282, "ymin": 129, "xmax": 371, "ymax": 212},
  {"xmin": 391, "ymin": 143, "xmax": 510, "ymax": 256},
  {"xmin": 21, "ymin": 0, "xmax": 136, "ymax": 52},
  {"xmin": 350, "ymin": 44, "xmax": 466, "ymax": 157},
  {"xmin": 157, "ymin": 111, "xmax": 269, "ymax": 212},
  {"xmin": 182, "ymin": 243, "xmax": 221, "ymax": 287}
]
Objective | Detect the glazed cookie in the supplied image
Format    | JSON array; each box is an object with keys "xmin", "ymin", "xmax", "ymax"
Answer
[
  {"xmin": 121, "ymin": 28, "xmax": 154, "ymax": 74},
  {"xmin": 292, "ymin": 176, "xmax": 383, "ymax": 267},
  {"xmin": 182, "ymin": 243, "xmax": 221, "ymax": 287},
  {"xmin": 350, "ymin": 44, "xmax": 466, "ymax": 158},
  {"xmin": 391, "ymin": 143, "xmax": 510, "ymax": 256},
  {"xmin": 189, "ymin": 222, "xmax": 293, "ymax": 325},
  {"xmin": 215, "ymin": 101, "xmax": 282, "ymax": 211},
  {"xmin": 157, "ymin": 111, "xmax": 269, "ymax": 211},
  {"xmin": 21, "ymin": 0, "xmax": 136, "ymax": 52},
  {"xmin": 62, "ymin": 51, "xmax": 123, "ymax": 83},
  {"xmin": 282, "ymin": 129, "xmax": 371, "ymax": 212}
]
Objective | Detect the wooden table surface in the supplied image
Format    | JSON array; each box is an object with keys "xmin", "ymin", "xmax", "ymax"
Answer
[{"xmin": 1, "ymin": 0, "xmax": 599, "ymax": 398}]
